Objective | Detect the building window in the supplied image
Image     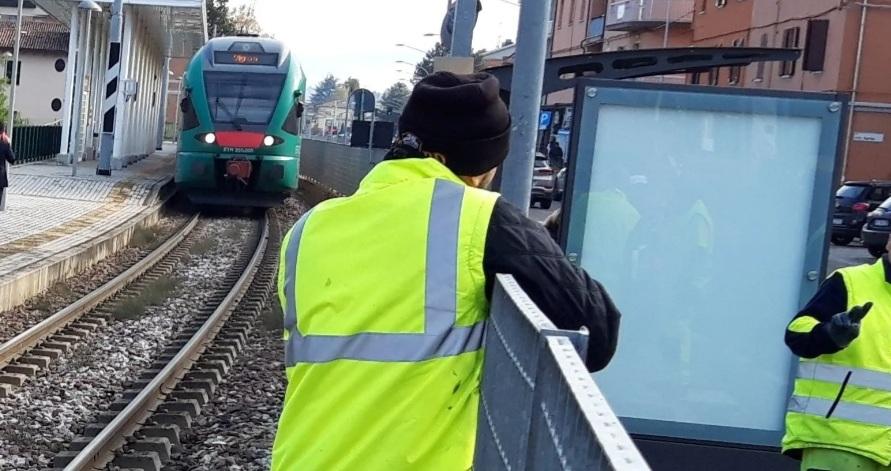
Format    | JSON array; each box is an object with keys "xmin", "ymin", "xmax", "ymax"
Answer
[
  {"xmin": 51, "ymin": 98, "xmax": 62, "ymax": 111},
  {"xmin": 728, "ymin": 38, "xmax": 744, "ymax": 85},
  {"xmin": 715, "ymin": 0, "xmax": 727, "ymax": 7},
  {"xmin": 755, "ymin": 33, "xmax": 768, "ymax": 81},
  {"xmin": 803, "ymin": 19, "xmax": 829, "ymax": 72},
  {"xmin": 579, "ymin": 0, "xmax": 586, "ymax": 22},
  {"xmin": 557, "ymin": 0, "xmax": 564, "ymax": 28},
  {"xmin": 690, "ymin": 72, "xmax": 702, "ymax": 84},
  {"xmin": 54, "ymin": 58, "xmax": 65, "ymax": 72},
  {"xmin": 5, "ymin": 60, "xmax": 20, "ymax": 86},
  {"xmin": 569, "ymin": 0, "xmax": 576, "ymax": 24},
  {"xmin": 780, "ymin": 27, "xmax": 800, "ymax": 77},
  {"xmin": 708, "ymin": 68, "xmax": 720, "ymax": 86}
]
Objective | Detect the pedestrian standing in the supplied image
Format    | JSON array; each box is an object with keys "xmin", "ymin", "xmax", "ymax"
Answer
[
  {"xmin": 781, "ymin": 235, "xmax": 891, "ymax": 470},
  {"xmin": 0, "ymin": 123, "xmax": 14, "ymax": 211},
  {"xmin": 273, "ymin": 72, "xmax": 621, "ymax": 470},
  {"xmin": 548, "ymin": 136, "xmax": 564, "ymax": 170}
]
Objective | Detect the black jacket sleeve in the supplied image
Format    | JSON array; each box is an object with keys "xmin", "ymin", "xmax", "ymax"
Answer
[
  {"xmin": 785, "ymin": 273, "xmax": 847, "ymax": 359},
  {"xmin": 1, "ymin": 140, "xmax": 14, "ymax": 164},
  {"xmin": 482, "ymin": 198, "xmax": 621, "ymax": 371}
]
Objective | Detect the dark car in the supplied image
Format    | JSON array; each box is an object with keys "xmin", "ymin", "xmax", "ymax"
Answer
[
  {"xmin": 832, "ymin": 181, "xmax": 891, "ymax": 246},
  {"xmin": 862, "ymin": 197, "xmax": 891, "ymax": 257},
  {"xmin": 532, "ymin": 153, "xmax": 556, "ymax": 209}
]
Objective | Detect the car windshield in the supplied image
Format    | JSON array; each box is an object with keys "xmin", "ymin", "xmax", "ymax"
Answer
[
  {"xmin": 880, "ymin": 198, "xmax": 891, "ymax": 210},
  {"xmin": 836, "ymin": 185, "xmax": 867, "ymax": 199}
]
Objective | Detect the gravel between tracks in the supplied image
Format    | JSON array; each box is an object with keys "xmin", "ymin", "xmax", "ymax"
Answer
[
  {"xmin": 0, "ymin": 217, "xmax": 252, "ymax": 470},
  {"xmin": 163, "ymin": 196, "xmax": 307, "ymax": 470},
  {"xmin": 0, "ymin": 214, "xmax": 189, "ymax": 344}
]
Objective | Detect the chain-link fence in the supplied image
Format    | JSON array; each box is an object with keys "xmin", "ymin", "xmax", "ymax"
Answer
[
  {"xmin": 475, "ymin": 274, "xmax": 650, "ymax": 471},
  {"xmin": 12, "ymin": 126, "xmax": 62, "ymax": 164}
]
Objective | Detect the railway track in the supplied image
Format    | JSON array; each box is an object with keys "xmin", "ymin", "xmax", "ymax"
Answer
[
  {"xmin": 0, "ymin": 214, "xmax": 202, "ymax": 396},
  {"xmin": 43, "ymin": 212, "xmax": 279, "ymax": 470}
]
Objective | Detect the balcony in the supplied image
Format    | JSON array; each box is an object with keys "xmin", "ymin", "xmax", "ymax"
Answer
[{"xmin": 606, "ymin": 0, "xmax": 694, "ymax": 32}]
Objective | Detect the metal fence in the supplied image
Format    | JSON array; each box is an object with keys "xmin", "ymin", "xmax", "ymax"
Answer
[
  {"xmin": 299, "ymin": 138, "xmax": 387, "ymax": 196},
  {"xmin": 475, "ymin": 274, "xmax": 650, "ymax": 471},
  {"xmin": 12, "ymin": 126, "xmax": 63, "ymax": 164}
]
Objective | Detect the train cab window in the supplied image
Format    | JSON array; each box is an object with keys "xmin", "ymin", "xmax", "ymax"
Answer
[
  {"xmin": 204, "ymin": 72, "xmax": 286, "ymax": 129},
  {"xmin": 180, "ymin": 92, "xmax": 200, "ymax": 131},
  {"xmin": 283, "ymin": 101, "xmax": 304, "ymax": 135}
]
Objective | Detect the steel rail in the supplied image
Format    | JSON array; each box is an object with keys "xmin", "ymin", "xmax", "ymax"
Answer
[
  {"xmin": 0, "ymin": 213, "xmax": 201, "ymax": 368},
  {"xmin": 63, "ymin": 214, "xmax": 269, "ymax": 470}
]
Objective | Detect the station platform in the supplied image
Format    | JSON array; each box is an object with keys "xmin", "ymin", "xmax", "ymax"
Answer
[{"xmin": 0, "ymin": 145, "xmax": 177, "ymax": 312}]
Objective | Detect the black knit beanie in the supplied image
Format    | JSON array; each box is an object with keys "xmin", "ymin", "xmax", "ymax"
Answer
[{"xmin": 391, "ymin": 72, "xmax": 511, "ymax": 176}]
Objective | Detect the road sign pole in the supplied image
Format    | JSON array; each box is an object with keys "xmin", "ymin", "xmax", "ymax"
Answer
[
  {"xmin": 451, "ymin": 0, "xmax": 475, "ymax": 57},
  {"xmin": 7, "ymin": 0, "xmax": 23, "ymax": 140},
  {"xmin": 499, "ymin": 0, "xmax": 552, "ymax": 213}
]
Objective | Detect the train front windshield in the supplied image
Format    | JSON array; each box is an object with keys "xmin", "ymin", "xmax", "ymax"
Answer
[{"xmin": 204, "ymin": 72, "xmax": 285, "ymax": 127}]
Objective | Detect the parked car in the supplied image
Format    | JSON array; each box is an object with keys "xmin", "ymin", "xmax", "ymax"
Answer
[
  {"xmin": 832, "ymin": 181, "xmax": 891, "ymax": 246},
  {"xmin": 532, "ymin": 153, "xmax": 556, "ymax": 209},
  {"xmin": 862, "ymin": 197, "xmax": 891, "ymax": 257},
  {"xmin": 554, "ymin": 167, "xmax": 566, "ymax": 201}
]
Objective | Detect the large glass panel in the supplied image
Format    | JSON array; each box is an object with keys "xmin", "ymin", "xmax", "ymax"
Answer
[
  {"xmin": 580, "ymin": 104, "xmax": 823, "ymax": 435},
  {"xmin": 204, "ymin": 72, "xmax": 286, "ymax": 126}
]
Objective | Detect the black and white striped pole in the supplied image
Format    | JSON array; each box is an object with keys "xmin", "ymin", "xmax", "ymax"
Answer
[{"xmin": 96, "ymin": 0, "xmax": 124, "ymax": 176}]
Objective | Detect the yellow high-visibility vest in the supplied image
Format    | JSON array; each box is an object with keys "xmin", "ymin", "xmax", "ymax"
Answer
[
  {"xmin": 272, "ymin": 157, "xmax": 498, "ymax": 470},
  {"xmin": 783, "ymin": 260, "xmax": 891, "ymax": 465}
]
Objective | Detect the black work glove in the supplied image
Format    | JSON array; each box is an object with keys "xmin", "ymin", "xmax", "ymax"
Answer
[{"xmin": 825, "ymin": 302, "xmax": 873, "ymax": 349}]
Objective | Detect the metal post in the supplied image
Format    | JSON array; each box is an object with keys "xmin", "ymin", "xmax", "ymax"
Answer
[
  {"xmin": 59, "ymin": 6, "xmax": 79, "ymax": 159},
  {"xmin": 71, "ymin": 8, "xmax": 93, "ymax": 176},
  {"xmin": 451, "ymin": 0, "xmax": 475, "ymax": 57},
  {"xmin": 97, "ymin": 0, "xmax": 124, "ymax": 175},
  {"xmin": 157, "ymin": 56, "xmax": 170, "ymax": 150},
  {"xmin": 7, "ymin": 0, "xmax": 23, "ymax": 140},
  {"xmin": 172, "ymin": 78, "xmax": 181, "ymax": 142},
  {"xmin": 499, "ymin": 0, "xmax": 553, "ymax": 213}
]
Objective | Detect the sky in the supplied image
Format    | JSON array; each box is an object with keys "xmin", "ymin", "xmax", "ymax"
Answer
[{"xmin": 238, "ymin": 0, "xmax": 521, "ymax": 94}]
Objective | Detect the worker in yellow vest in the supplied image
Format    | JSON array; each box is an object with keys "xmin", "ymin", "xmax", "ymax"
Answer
[
  {"xmin": 782, "ymin": 236, "xmax": 891, "ymax": 471},
  {"xmin": 272, "ymin": 72, "xmax": 621, "ymax": 470}
]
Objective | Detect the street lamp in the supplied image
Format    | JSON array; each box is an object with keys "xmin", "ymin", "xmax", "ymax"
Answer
[
  {"xmin": 395, "ymin": 43, "xmax": 427, "ymax": 54},
  {"xmin": 397, "ymin": 60, "xmax": 431, "ymax": 77}
]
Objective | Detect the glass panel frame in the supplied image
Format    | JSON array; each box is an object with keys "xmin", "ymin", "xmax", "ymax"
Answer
[{"xmin": 560, "ymin": 79, "xmax": 845, "ymax": 447}]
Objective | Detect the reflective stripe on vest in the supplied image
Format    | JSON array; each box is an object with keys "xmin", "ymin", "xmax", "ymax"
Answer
[
  {"xmin": 797, "ymin": 361, "xmax": 891, "ymax": 393},
  {"xmin": 788, "ymin": 395, "xmax": 891, "ymax": 427},
  {"xmin": 282, "ymin": 179, "xmax": 485, "ymax": 365}
]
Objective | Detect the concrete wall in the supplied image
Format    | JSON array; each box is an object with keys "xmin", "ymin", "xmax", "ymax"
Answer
[{"xmin": 4, "ymin": 51, "xmax": 67, "ymax": 125}]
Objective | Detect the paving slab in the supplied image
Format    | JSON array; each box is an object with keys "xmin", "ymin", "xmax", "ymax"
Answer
[{"xmin": 0, "ymin": 144, "xmax": 177, "ymax": 312}]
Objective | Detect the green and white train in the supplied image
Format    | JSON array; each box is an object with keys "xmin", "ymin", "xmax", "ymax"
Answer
[{"xmin": 175, "ymin": 37, "xmax": 306, "ymax": 207}]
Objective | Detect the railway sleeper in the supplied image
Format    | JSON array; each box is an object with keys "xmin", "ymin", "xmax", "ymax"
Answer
[
  {"xmin": 168, "ymin": 389, "xmax": 209, "ymax": 406},
  {"xmin": 112, "ymin": 451, "xmax": 163, "ymax": 471},
  {"xmin": 137, "ymin": 424, "xmax": 183, "ymax": 451},
  {"xmin": 184, "ymin": 369, "xmax": 222, "ymax": 385},
  {"xmin": 149, "ymin": 411, "xmax": 192, "ymax": 431},
  {"xmin": 127, "ymin": 436, "xmax": 174, "ymax": 463},
  {"xmin": 18, "ymin": 354, "xmax": 52, "ymax": 369},
  {"xmin": 4, "ymin": 363, "xmax": 38, "ymax": 376},
  {"xmin": 30, "ymin": 347, "xmax": 64, "ymax": 359},
  {"xmin": 155, "ymin": 399, "xmax": 201, "ymax": 419}
]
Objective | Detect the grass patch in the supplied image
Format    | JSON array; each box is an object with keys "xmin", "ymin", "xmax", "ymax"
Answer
[
  {"xmin": 112, "ymin": 276, "xmax": 180, "ymax": 320},
  {"xmin": 189, "ymin": 237, "xmax": 218, "ymax": 256},
  {"xmin": 131, "ymin": 225, "xmax": 161, "ymax": 249}
]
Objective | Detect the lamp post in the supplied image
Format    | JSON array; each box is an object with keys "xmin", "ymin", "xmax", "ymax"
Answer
[
  {"xmin": 7, "ymin": 0, "xmax": 23, "ymax": 140},
  {"xmin": 70, "ymin": 0, "xmax": 102, "ymax": 177},
  {"xmin": 396, "ymin": 60, "xmax": 431, "ymax": 77},
  {"xmin": 395, "ymin": 43, "xmax": 428, "ymax": 54}
]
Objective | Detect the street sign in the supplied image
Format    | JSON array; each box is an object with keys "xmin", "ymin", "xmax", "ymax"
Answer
[
  {"xmin": 854, "ymin": 131, "xmax": 884, "ymax": 143},
  {"xmin": 349, "ymin": 89, "xmax": 376, "ymax": 118}
]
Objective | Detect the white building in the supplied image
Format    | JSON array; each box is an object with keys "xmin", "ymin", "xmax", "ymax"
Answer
[{"xmin": 0, "ymin": 5, "xmax": 69, "ymax": 125}]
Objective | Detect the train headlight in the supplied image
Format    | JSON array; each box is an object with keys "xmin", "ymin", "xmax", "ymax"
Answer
[
  {"xmin": 263, "ymin": 135, "xmax": 275, "ymax": 147},
  {"xmin": 203, "ymin": 133, "xmax": 216, "ymax": 144}
]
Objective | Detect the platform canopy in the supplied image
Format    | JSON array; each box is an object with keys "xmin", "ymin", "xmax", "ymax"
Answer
[{"xmin": 34, "ymin": 0, "xmax": 206, "ymax": 58}]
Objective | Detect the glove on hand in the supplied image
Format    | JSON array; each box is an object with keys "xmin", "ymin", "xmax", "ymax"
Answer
[{"xmin": 826, "ymin": 302, "xmax": 873, "ymax": 349}]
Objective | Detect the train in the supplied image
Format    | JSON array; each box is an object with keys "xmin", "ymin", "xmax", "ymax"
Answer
[{"xmin": 175, "ymin": 37, "xmax": 306, "ymax": 207}]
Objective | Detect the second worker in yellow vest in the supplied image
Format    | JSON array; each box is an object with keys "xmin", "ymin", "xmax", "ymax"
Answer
[
  {"xmin": 272, "ymin": 72, "xmax": 621, "ymax": 470},
  {"xmin": 782, "ymin": 235, "xmax": 891, "ymax": 471}
]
